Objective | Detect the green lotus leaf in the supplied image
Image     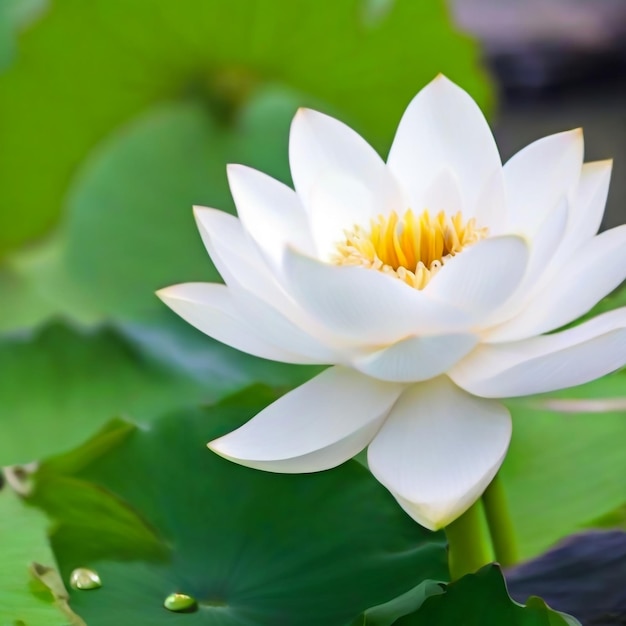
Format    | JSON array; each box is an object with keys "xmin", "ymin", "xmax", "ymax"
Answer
[
  {"xmin": 30, "ymin": 388, "xmax": 449, "ymax": 626},
  {"xmin": 393, "ymin": 565, "xmax": 579, "ymax": 626},
  {"xmin": 0, "ymin": 320, "xmax": 318, "ymax": 465},
  {"xmin": 0, "ymin": 481, "xmax": 84, "ymax": 626}
]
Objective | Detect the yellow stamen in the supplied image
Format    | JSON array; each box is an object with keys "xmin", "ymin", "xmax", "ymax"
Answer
[{"xmin": 332, "ymin": 209, "xmax": 488, "ymax": 289}]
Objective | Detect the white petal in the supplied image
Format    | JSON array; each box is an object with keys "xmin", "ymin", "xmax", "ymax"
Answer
[
  {"xmin": 282, "ymin": 248, "xmax": 472, "ymax": 346},
  {"xmin": 388, "ymin": 75, "xmax": 504, "ymax": 228},
  {"xmin": 193, "ymin": 207, "xmax": 276, "ymax": 297},
  {"xmin": 368, "ymin": 377, "xmax": 511, "ymax": 530},
  {"xmin": 488, "ymin": 161, "xmax": 613, "ymax": 335},
  {"xmin": 483, "ymin": 198, "xmax": 569, "ymax": 328},
  {"xmin": 504, "ymin": 129, "xmax": 583, "ymax": 234},
  {"xmin": 424, "ymin": 235, "xmax": 529, "ymax": 321},
  {"xmin": 420, "ymin": 169, "xmax": 464, "ymax": 216},
  {"xmin": 557, "ymin": 159, "xmax": 612, "ymax": 259},
  {"xmin": 157, "ymin": 283, "xmax": 336, "ymax": 364},
  {"xmin": 474, "ymin": 168, "xmax": 509, "ymax": 234},
  {"xmin": 521, "ymin": 197, "xmax": 569, "ymax": 280},
  {"xmin": 193, "ymin": 207, "xmax": 347, "ymax": 346},
  {"xmin": 451, "ymin": 307, "xmax": 626, "ymax": 397},
  {"xmin": 486, "ymin": 224, "xmax": 626, "ymax": 341},
  {"xmin": 227, "ymin": 164, "xmax": 316, "ymax": 265},
  {"xmin": 352, "ymin": 333, "xmax": 478, "ymax": 383},
  {"xmin": 289, "ymin": 108, "xmax": 404, "ymax": 258},
  {"xmin": 209, "ymin": 366, "xmax": 405, "ymax": 472}
]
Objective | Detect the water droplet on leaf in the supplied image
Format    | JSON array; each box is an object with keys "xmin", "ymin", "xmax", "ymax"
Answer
[
  {"xmin": 164, "ymin": 592, "xmax": 198, "ymax": 612},
  {"xmin": 69, "ymin": 567, "xmax": 102, "ymax": 590}
]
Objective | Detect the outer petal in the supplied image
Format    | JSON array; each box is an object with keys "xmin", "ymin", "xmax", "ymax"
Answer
[
  {"xmin": 226, "ymin": 164, "xmax": 316, "ymax": 265},
  {"xmin": 281, "ymin": 248, "xmax": 472, "ymax": 346},
  {"xmin": 504, "ymin": 129, "xmax": 583, "ymax": 235},
  {"xmin": 566, "ymin": 159, "xmax": 612, "ymax": 244},
  {"xmin": 289, "ymin": 108, "xmax": 404, "ymax": 258},
  {"xmin": 351, "ymin": 333, "xmax": 478, "ymax": 383},
  {"xmin": 519, "ymin": 197, "xmax": 569, "ymax": 282},
  {"xmin": 551, "ymin": 159, "xmax": 612, "ymax": 264},
  {"xmin": 424, "ymin": 235, "xmax": 529, "ymax": 321},
  {"xmin": 193, "ymin": 207, "xmax": 279, "ymax": 299},
  {"xmin": 483, "ymin": 198, "xmax": 569, "ymax": 328},
  {"xmin": 368, "ymin": 377, "xmax": 512, "ymax": 530},
  {"xmin": 209, "ymin": 366, "xmax": 405, "ymax": 472},
  {"xmin": 451, "ymin": 307, "xmax": 626, "ymax": 397},
  {"xmin": 157, "ymin": 283, "xmax": 337, "ymax": 364},
  {"xmin": 387, "ymin": 75, "xmax": 505, "ymax": 230},
  {"xmin": 485, "ymin": 224, "xmax": 626, "ymax": 341},
  {"xmin": 487, "ymin": 162, "xmax": 613, "ymax": 335}
]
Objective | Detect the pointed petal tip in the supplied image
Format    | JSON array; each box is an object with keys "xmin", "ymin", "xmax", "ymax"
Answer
[
  {"xmin": 206, "ymin": 437, "xmax": 223, "ymax": 454},
  {"xmin": 155, "ymin": 282, "xmax": 210, "ymax": 304},
  {"xmin": 293, "ymin": 106, "xmax": 316, "ymax": 122},
  {"xmin": 207, "ymin": 430, "xmax": 255, "ymax": 462},
  {"xmin": 226, "ymin": 162, "xmax": 249, "ymax": 177},
  {"xmin": 207, "ymin": 437, "xmax": 252, "ymax": 467},
  {"xmin": 292, "ymin": 107, "xmax": 336, "ymax": 128},
  {"xmin": 425, "ymin": 73, "xmax": 462, "ymax": 93},
  {"xmin": 155, "ymin": 285, "xmax": 176, "ymax": 302},
  {"xmin": 432, "ymin": 72, "xmax": 451, "ymax": 83},
  {"xmin": 290, "ymin": 107, "xmax": 320, "ymax": 137},
  {"xmin": 226, "ymin": 163, "xmax": 255, "ymax": 192},
  {"xmin": 391, "ymin": 489, "xmax": 479, "ymax": 531},
  {"xmin": 192, "ymin": 205, "xmax": 213, "ymax": 220},
  {"xmin": 564, "ymin": 127, "xmax": 585, "ymax": 143},
  {"xmin": 586, "ymin": 158, "xmax": 613, "ymax": 171}
]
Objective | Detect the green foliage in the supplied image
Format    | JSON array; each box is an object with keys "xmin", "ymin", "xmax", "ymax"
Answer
[
  {"xmin": 0, "ymin": 320, "xmax": 319, "ymax": 465},
  {"xmin": 28, "ymin": 390, "xmax": 449, "ymax": 626},
  {"xmin": 502, "ymin": 369, "xmax": 626, "ymax": 559},
  {"xmin": 349, "ymin": 580, "xmax": 446, "ymax": 626},
  {"xmin": 0, "ymin": 482, "xmax": 84, "ymax": 626},
  {"xmin": 392, "ymin": 565, "xmax": 579, "ymax": 626}
]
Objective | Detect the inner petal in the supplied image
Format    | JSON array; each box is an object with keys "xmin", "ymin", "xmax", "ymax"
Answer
[{"xmin": 332, "ymin": 209, "xmax": 488, "ymax": 289}]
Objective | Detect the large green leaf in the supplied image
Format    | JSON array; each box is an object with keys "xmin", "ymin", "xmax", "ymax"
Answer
[
  {"xmin": 0, "ymin": 236, "xmax": 101, "ymax": 334},
  {"xmin": 62, "ymin": 93, "xmax": 304, "ymax": 318},
  {"xmin": 0, "ymin": 320, "xmax": 318, "ymax": 465},
  {"xmin": 393, "ymin": 565, "xmax": 579, "ymax": 626},
  {"xmin": 0, "ymin": 0, "xmax": 490, "ymax": 254},
  {"xmin": 29, "ymin": 389, "xmax": 448, "ymax": 626},
  {"xmin": 502, "ymin": 369, "xmax": 626, "ymax": 559},
  {"xmin": 0, "ymin": 481, "xmax": 83, "ymax": 626}
]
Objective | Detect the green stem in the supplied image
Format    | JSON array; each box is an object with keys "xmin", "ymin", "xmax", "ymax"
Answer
[
  {"xmin": 445, "ymin": 499, "xmax": 492, "ymax": 580},
  {"xmin": 482, "ymin": 473, "xmax": 519, "ymax": 567}
]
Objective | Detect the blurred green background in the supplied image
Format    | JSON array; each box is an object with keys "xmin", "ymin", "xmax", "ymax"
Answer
[{"xmin": 1, "ymin": 1, "xmax": 625, "ymax": 624}]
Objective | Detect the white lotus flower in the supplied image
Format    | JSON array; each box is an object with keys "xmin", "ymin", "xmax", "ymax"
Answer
[{"xmin": 158, "ymin": 75, "xmax": 626, "ymax": 530}]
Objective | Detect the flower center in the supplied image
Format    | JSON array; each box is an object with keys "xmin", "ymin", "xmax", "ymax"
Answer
[{"xmin": 332, "ymin": 209, "xmax": 488, "ymax": 289}]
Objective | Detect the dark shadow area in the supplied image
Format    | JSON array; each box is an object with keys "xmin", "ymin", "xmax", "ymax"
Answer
[
  {"xmin": 507, "ymin": 531, "xmax": 626, "ymax": 626},
  {"xmin": 453, "ymin": 0, "xmax": 626, "ymax": 231}
]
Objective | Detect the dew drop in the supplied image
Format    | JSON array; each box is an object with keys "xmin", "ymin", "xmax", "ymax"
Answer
[
  {"xmin": 164, "ymin": 592, "xmax": 198, "ymax": 613},
  {"xmin": 69, "ymin": 567, "xmax": 102, "ymax": 590}
]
